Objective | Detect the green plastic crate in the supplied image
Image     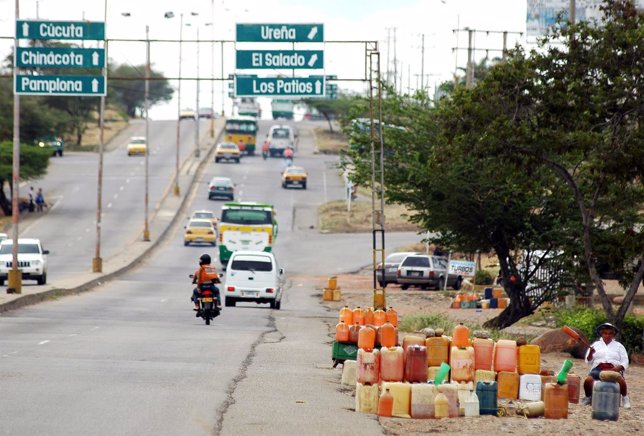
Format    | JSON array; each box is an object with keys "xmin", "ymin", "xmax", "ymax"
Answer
[{"xmin": 332, "ymin": 341, "xmax": 358, "ymax": 367}]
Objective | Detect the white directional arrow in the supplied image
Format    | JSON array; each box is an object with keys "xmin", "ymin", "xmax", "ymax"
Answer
[
  {"xmin": 92, "ymin": 51, "xmax": 100, "ymax": 66},
  {"xmin": 22, "ymin": 22, "xmax": 29, "ymax": 37},
  {"xmin": 307, "ymin": 26, "xmax": 318, "ymax": 40},
  {"xmin": 307, "ymin": 54, "xmax": 318, "ymax": 68},
  {"xmin": 92, "ymin": 78, "xmax": 99, "ymax": 93},
  {"xmin": 315, "ymin": 80, "xmax": 322, "ymax": 95}
]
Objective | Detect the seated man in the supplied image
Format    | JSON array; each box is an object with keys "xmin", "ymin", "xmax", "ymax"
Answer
[{"xmin": 582, "ymin": 322, "xmax": 630, "ymax": 409}]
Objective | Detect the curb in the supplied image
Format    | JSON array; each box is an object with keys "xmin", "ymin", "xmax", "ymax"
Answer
[{"xmin": 0, "ymin": 123, "xmax": 224, "ymax": 314}]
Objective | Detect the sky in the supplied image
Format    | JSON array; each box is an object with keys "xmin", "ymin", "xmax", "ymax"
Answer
[{"xmin": 0, "ymin": 0, "xmax": 536, "ymax": 119}]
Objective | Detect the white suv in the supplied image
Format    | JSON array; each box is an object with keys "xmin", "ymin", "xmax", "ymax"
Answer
[
  {"xmin": 224, "ymin": 251, "xmax": 284, "ymax": 309},
  {"xmin": 0, "ymin": 238, "xmax": 49, "ymax": 286}
]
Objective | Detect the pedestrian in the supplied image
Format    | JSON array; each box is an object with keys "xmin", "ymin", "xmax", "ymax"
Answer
[
  {"xmin": 35, "ymin": 188, "xmax": 46, "ymax": 212},
  {"xmin": 581, "ymin": 322, "xmax": 630, "ymax": 409},
  {"xmin": 28, "ymin": 186, "xmax": 35, "ymax": 212}
]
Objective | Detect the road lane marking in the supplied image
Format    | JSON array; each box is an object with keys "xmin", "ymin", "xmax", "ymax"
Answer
[
  {"xmin": 126, "ymin": 178, "xmax": 130, "ymax": 184},
  {"xmin": 38, "ymin": 340, "xmax": 50, "ymax": 345},
  {"xmin": 107, "ymin": 202, "xmax": 112, "ymax": 208},
  {"xmin": 160, "ymin": 298, "xmax": 167, "ymax": 302},
  {"xmin": 120, "ymin": 186, "xmax": 124, "ymax": 191},
  {"xmin": 113, "ymin": 193, "xmax": 118, "ymax": 199},
  {"xmin": 323, "ymin": 170, "xmax": 328, "ymax": 203},
  {"xmin": 67, "ymin": 334, "xmax": 78, "ymax": 337}
]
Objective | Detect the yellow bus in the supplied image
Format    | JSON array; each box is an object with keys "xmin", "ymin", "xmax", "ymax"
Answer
[{"xmin": 224, "ymin": 116, "xmax": 258, "ymax": 155}]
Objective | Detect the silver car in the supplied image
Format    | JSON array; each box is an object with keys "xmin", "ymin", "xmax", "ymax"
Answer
[
  {"xmin": 376, "ymin": 251, "xmax": 421, "ymax": 287},
  {"xmin": 397, "ymin": 254, "xmax": 463, "ymax": 290}
]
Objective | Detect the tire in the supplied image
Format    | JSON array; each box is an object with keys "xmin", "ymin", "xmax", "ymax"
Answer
[
  {"xmin": 378, "ymin": 281, "xmax": 385, "ymax": 288},
  {"xmin": 205, "ymin": 315, "xmax": 211, "ymax": 325},
  {"xmin": 58, "ymin": 150, "xmax": 63, "ymax": 157},
  {"xmin": 436, "ymin": 278, "xmax": 445, "ymax": 290},
  {"xmin": 184, "ymin": 241, "xmax": 189, "ymax": 246},
  {"xmin": 235, "ymin": 158, "xmax": 240, "ymax": 163},
  {"xmin": 270, "ymin": 299, "xmax": 276, "ymax": 309},
  {"xmin": 302, "ymin": 182, "xmax": 307, "ymax": 189},
  {"xmin": 225, "ymin": 297, "xmax": 236, "ymax": 307},
  {"xmin": 37, "ymin": 273, "xmax": 47, "ymax": 285},
  {"xmin": 215, "ymin": 158, "xmax": 220, "ymax": 163},
  {"xmin": 453, "ymin": 278, "xmax": 463, "ymax": 291},
  {"xmin": 401, "ymin": 284, "xmax": 409, "ymax": 290},
  {"xmin": 275, "ymin": 300, "xmax": 281, "ymax": 310},
  {"xmin": 0, "ymin": 278, "xmax": 4, "ymax": 286}
]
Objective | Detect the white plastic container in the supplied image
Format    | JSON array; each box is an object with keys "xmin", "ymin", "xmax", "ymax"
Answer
[
  {"xmin": 355, "ymin": 382, "xmax": 379, "ymax": 414},
  {"xmin": 411, "ymin": 383, "xmax": 437, "ymax": 418},
  {"xmin": 464, "ymin": 391, "xmax": 480, "ymax": 417},
  {"xmin": 519, "ymin": 373, "xmax": 542, "ymax": 401},
  {"xmin": 341, "ymin": 360, "xmax": 357, "ymax": 386}
]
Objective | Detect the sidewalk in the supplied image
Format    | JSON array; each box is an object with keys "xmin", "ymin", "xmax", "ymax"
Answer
[{"xmin": 0, "ymin": 119, "xmax": 225, "ymax": 313}]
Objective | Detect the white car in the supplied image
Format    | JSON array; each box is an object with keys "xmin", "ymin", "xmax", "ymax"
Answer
[
  {"xmin": 0, "ymin": 238, "xmax": 49, "ymax": 286},
  {"xmin": 224, "ymin": 251, "xmax": 284, "ymax": 309}
]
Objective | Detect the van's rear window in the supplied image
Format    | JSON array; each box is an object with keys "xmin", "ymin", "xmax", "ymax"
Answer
[{"xmin": 230, "ymin": 260, "xmax": 273, "ymax": 272}]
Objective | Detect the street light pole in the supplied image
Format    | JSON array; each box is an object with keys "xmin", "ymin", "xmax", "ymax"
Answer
[
  {"xmin": 173, "ymin": 12, "xmax": 183, "ymax": 197},
  {"xmin": 209, "ymin": 0, "xmax": 215, "ymax": 138},
  {"xmin": 195, "ymin": 26, "xmax": 201, "ymax": 159},
  {"xmin": 143, "ymin": 24, "xmax": 150, "ymax": 241}
]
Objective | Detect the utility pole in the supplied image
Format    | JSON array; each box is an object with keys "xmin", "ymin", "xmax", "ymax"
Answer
[
  {"xmin": 385, "ymin": 28, "xmax": 391, "ymax": 86},
  {"xmin": 9, "ymin": 0, "xmax": 22, "ymax": 294},
  {"xmin": 420, "ymin": 33, "xmax": 425, "ymax": 91},
  {"xmin": 466, "ymin": 28, "xmax": 474, "ymax": 88},
  {"xmin": 393, "ymin": 27, "xmax": 398, "ymax": 92}
]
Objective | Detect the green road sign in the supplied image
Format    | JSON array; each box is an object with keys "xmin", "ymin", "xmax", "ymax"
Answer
[
  {"xmin": 235, "ymin": 76, "xmax": 325, "ymax": 97},
  {"xmin": 236, "ymin": 23, "xmax": 324, "ymax": 43},
  {"xmin": 15, "ymin": 74, "xmax": 106, "ymax": 96},
  {"xmin": 16, "ymin": 47, "xmax": 105, "ymax": 68},
  {"xmin": 16, "ymin": 20, "xmax": 105, "ymax": 40},
  {"xmin": 236, "ymin": 50, "xmax": 324, "ymax": 69}
]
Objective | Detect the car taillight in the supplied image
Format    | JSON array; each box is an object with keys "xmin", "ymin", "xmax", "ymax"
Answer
[
  {"xmin": 268, "ymin": 234, "xmax": 272, "ymax": 244},
  {"xmin": 209, "ymin": 185, "xmax": 215, "ymax": 191},
  {"xmin": 266, "ymin": 288, "xmax": 274, "ymax": 293},
  {"xmin": 227, "ymin": 286, "xmax": 235, "ymax": 292},
  {"xmin": 397, "ymin": 269, "xmax": 401, "ymax": 277},
  {"xmin": 186, "ymin": 230, "xmax": 193, "ymax": 234},
  {"xmin": 208, "ymin": 230, "xmax": 214, "ymax": 235},
  {"xmin": 429, "ymin": 271, "xmax": 435, "ymax": 278},
  {"xmin": 219, "ymin": 233, "xmax": 223, "ymax": 242}
]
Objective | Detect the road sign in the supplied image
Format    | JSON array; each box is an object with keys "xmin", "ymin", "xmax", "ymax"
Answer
[
  {"xmin": 15, "ymin": 74, "xmax": 106, "ymax": 96},
  {"xmin": 16, "ymin": 20, "xmax": 105, "ymax": 40},
  {"xmin": 235, "ymin": 76, "xmax": 325, "ymax": 97},
  {"xmin": 16, "ymin": 47, "xmax": 105, "ymax": 69},
  {"xmin": 236, "ymin": 23, "xmax": 324, "ymax": 43},
  {"xmin": 236, "ymin": 50, "xmax": 324, "ymax": 70}
]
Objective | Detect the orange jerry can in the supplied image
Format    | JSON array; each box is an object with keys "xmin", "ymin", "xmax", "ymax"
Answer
[
  {"xmin": 518, "ymin": 344, "xmax": 541, "ymax": 375},
  {"xmin": 497, "ymin": 371, "xmax": 519, "ymax": 400}
]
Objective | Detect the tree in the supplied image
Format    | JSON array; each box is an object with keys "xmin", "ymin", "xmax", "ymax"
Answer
[
  {"xmin": 110, "ymin": 63, "xmax": 174, "ymax": 118},
  {"xmin": 302, "ymin": 96, "xmax": 353, "ymax": 133},
  {"xmin": 0, "ymin": 141, "xmax": 51, "ymax": 216}
]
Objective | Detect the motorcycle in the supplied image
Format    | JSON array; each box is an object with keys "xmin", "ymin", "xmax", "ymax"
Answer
[
  {"xmin": 262, "ymin": 150, "xmax": 269, "ymax": 160},
  {"xmin": 190, "ymin": 274, "xmax": 222, "ymax": 325}
]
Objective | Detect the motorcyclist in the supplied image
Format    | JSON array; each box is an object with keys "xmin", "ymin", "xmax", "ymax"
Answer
[
  {"xmin": 262, "ymin": 138, "xmax": 270, "ymax": 160},
  {"xmin": 284, "ymin": 146, "xmax": 294, "ymax": 166},
  {"xmin": 191, "ymin": 253, "xmax": 222, "ymax": 313}
]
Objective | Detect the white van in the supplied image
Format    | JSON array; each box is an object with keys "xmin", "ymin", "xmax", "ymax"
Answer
[
  {"xmin": 224, "ymin": 251, "xmax": 284, "ymax": 309},
  {"xmin": 268, "ymin": 125, "xmax": 295, "ymax": 157}
]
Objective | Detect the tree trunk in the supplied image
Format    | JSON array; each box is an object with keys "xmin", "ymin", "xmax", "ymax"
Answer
[
  {"xmin": 323, "ymin": 112, "xmax": 334, "ymax": 133},
  {"xmin": 483, "ymin": 298, "xmax": 534, "ymax": 329}
]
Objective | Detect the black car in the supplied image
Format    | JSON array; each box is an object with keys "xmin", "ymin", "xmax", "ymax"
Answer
[
  {"xmin": 208, "ymin": 176, "xmax": 234, "ymax": 201},
  {"xmin": 35, "ymin": 136, "xmax": 64, "ymax": 157}
]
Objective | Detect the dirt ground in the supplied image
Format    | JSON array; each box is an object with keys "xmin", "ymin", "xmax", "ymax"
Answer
[{"xmin": 318, "ymin": 272, "xmax": 644, "ymax": 435}]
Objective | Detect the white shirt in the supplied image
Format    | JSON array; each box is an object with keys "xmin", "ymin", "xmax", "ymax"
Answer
[{"xmin": 585, "ymin": 338, "xmax": 629, "ymax": 371}]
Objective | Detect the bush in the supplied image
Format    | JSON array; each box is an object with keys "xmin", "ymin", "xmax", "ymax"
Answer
[
  {"xmin": 474, "ymin": 270, "xmax": 494, "ymax": 285},
  {"xmin": 398, "ymin": 312, "xmax": 456, "ymax": 333},
  {"xmin": 553, "ymin": 307, "xmax": 644, "ymax": 356}
]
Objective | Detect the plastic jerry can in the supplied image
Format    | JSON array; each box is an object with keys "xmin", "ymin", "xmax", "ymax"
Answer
[
  {"xmin": 437, "ymin": 383, "xmax": 459, "ymax": 417},
  {"xmin": 427, "ymin": 366, "xmax": 442, "ymax": 382},
  {"xmin": 385, "ymin": 307, "xmax": 398, "ymax": 327},
  {"xmin": 464, "ymin": 391, "xmax": 480, "ymax": 417},
  {"xmin": 452, "ymin": 323, "xmax": 470, "ymax": 348},
  {"xmin": 457, "ymin": 382, "xmax": 474, "ymax": 416},
  {"xmin": 476, "ymin": 381, "xmax": 498, "ymax": 416},
  {"xmin": 474, "ymin": 369, "xmax": 496, "ymax": 385},
  {"xmin": 591, "ymin": 381, "xmax": 620, "ymax": 421},
  {"xmin": 484, "ymin": 287, "xmax": 493, "ymax": 299},
  {"xmin": 381, "ymin": 382, "xmax": 412, "ymax": 418},
  {"xmin": 426, "ymin": 336, "xmax": 450, "ymax": 367},
  {"xmin": 404, "ymin": 345, "xmax": 428, "ymax": 383},
  {"xmin": 355, "ymin": 382, "xmax": 379, "ymax": 414},
  {"xmin": 339, "ymin": 305, "xmax": 353, "ymax": 324},
  {"xmin": 341, "ymin": 360, "xmax": 357, "ymax": 386},
  {"xmin": 356, "ymin": 348, "xmax": 380, "ymax": 385},
  {"xmin": 494, "ymin": 339, "xmax": 517, "ymax": 373},
  {"xmin": 567, "ymin": 374, "xmax": 581, "ymax": 404},
  {"xmin": 497, "ymin": 371, "xmax": 519, "ymax": 400},
  {"xmin": 332, "ymin": 289, "xmax": 341, "ymax": 301},
  {"xmin": 540, "ymin": 375, "xmax": 556, "ymax": 400},
  {"xmin": 327, "ymin": 276, "xmax": 338, "ymax": 289},
  {"xmin": 377, "ymin": 388, "xmax": 394, "ymax": 417},
  {"xmin": 353, "ymin": 306, "xmax": 365, "ymax": 325},
  {"xmin": 518, "ymin": 344, "xmax": 541, "ymax": 375},
  {"xmin": 373, "ymin": 309, "xmax": 387, "ymax": 327},
  {"xmin": 450, "ymin": 346, "xmax": 475, "ymax": 383},
  {"xmin": 380, "ymin": 346, "xmax": 404, "ymax": 382},
  {"xmin": 402, "ymin": 335, "xmax": 426, "ymax": 352},
  {"xmin": 379, "ymin": 321, "xmax": 397, "ymax": 348},
  {"xmin": 348, "ymin": 323, "xmax": 361, "ymax": 344},
  {"xmin": 472, "ymin": 338, "xmax": 495, "ymax": 371},
  {"xmin": 363, "ymin": 307, "xmax": 375, "ymax": 326},
  {"xmin": 519, "ymin": 374, "xmax": 542, "ymax": 401},
  {"xmin": 358, "ymin": 325, "xmax": 376, "ymax": 351},
  {"xmin": 335, "ymin": 321, "xmax": 350, "ymax": 342},
  {"xmin": 323, "ymin": 288, "xmax": 333, "ymax": 301},
  {"xmin": 410, "ymin": 383, "xmax": 438, "ymax": 418},
  {"xmin": 434, "ymin": 392, "xmax": 449, "ymax": 418},
  {"xmin": 543, "ymin": 382, "xmax": 569, "ymax": 419}
]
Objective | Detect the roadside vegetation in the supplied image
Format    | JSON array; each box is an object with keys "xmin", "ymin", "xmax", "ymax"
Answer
[
  {"xmin": 318, "ymin": 200, "xmax": 419, "ymax": 233},
  {"xmin": 313, "ymin": 128, "xmax": 347, "ymax": 154}
]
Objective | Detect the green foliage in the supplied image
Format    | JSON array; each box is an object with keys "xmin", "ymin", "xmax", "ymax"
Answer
[
  {"xmin": 553, "ymin": 307, "xmax": 606, "ymax": 342},
  {"xmin": 398, "ymin": 312, "xmax": 455, "ymax": 333},
  {"xmin": 621, "ymin": 314, "xmax": 644, "ymax": 355},
  {"xmin": 474, "ymin": 270, "xmax": 494, "ymax": 285},
  {"xmin": 110, "ymin": 64, "xmax": 174, "ymax": 118}
]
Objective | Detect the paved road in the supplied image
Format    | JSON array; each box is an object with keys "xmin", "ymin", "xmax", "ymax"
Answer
[{"xmin": 0, "ymin": 119, "xmax": 420, "ymax": 435}]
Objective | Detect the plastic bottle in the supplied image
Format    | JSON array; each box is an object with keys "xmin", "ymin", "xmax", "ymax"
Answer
[
  {"xmin": 494, "ymin": 339, "xmax": 517, "ymax": 373},
  {"xmin": 404, "ymin": 345, "xmax": 428, "ymax": 383},
  {"xmin": 363, "ymin": 307, "xmax": 375, "ymax": 326},
  {"xmin": 472, "ymin": 338, "xmax": 494, "ymax": 371},
  {"xmin": 402, "ymin": 335, "xmax": 425, "ymax": 352},
  {"xmin": 544, "ymin": 382, "xmax": 569, "ymax": 419},
  {"xmin": 556, "ymin": 359, "xmax": 573, "ymax": 384},
  {"xmin": 450, "ymin": 346, "xmax": 475, "ymax": 383},
  {"xmin": 517, "ymin": 344, "xmax": 541, "ymax": 374},
  {"xmin": 434, "ymin": 392, "xmax": 449, "ymax": 418},
  {"xmin": 339, "ymin": 306, "xmax": 353, "ymax": 325},
  {"xmin": 385, "ymin": 307, "xmax": 398, "ymax": 327},
  {"xmin": 348, "ymin": 322, "xmax": 361, "ymax": 344},
  {"xmin": 377, "ymin": 388, "xmax": 394, "ymax": 417},
  {"xmin": 353, "ymin": 306, "xmax": 365, "ymax": 325},
  {"xmin": 497, "ymin": 371, "xmax": 520, "ymax": 400},
  {"xmin": 434, "ymin": 362, "xmax": 451, "ymax": 385},
  {"xmin": 335, "ymin": 320, "xmax": 350, "ymax": 342},
  {"xmin": 356, "ymin": 348, "xmax": 380, "ymax": 385},
  {"xmin": 476, "ymin": 381, "xmax": 498, "ymax": 416},
  {"xmin": 380, "ymin": 346, "xmax": 404, "ymax": 382},
  {"xmin": 358, "ymin": 325, "xmax": 376, "ymax": 351},
  {"xmin": 452, "ymin": 322, "xmax": 470, "ymax": 348},
  {"xmin": 567, "ymin": 374, "xmax": 581, "ymax": 404},
  {"xmin": 373, "ymin": 309, "xmax": 387, "ymax": 327},
  {"xmin": 464, "ymin": 391, "xmax": 480, "ymax": 417},
  {"xmin": 426, "ymin": 336, "xmax": 450, "ymax": 367}
]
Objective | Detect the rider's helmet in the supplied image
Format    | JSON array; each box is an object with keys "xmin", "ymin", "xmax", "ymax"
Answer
[{"xmin": 199, "ymin": 253, "xmax": 212, "ymax": 265}]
